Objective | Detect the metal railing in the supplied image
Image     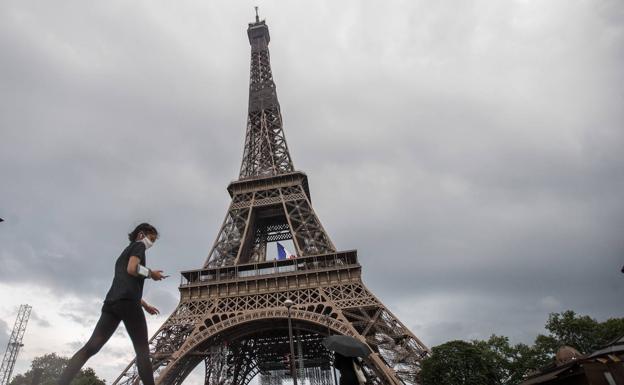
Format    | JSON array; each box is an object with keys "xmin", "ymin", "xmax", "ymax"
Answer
[{"xmin": 180, "ymin": 250, "xmax": 358, "ymax": 287}]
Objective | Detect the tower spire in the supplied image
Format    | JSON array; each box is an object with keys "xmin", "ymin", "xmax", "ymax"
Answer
[{"xmin": 239, "ymin": 14, "xmax": 294, "ymax": 180}]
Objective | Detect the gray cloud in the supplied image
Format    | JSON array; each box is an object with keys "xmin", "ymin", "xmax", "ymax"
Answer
[
  {"xmin": 65, "ymin": 340, "xmax": 84, "ymax": 352},
  {"xmin": 0, "ymin": 319, "xmax": 9, "ymax": 351},
  {"xmin": 59, "ymin": 300, "xmax": 103, "ymax": 328},
  {"xmin": 1, "ymin": 1, "xmax": 623, "ymax": 380},
  {"xmin": 64, "ymin": 339, "xmax": 121, "ymax": 357},
  {"xmin": 30, "ymin": 310, "xmax": 51, "ymax": 328},
  {"xmin": 144, "ymin": 289, "xmax": 178, "ymax": 315}
]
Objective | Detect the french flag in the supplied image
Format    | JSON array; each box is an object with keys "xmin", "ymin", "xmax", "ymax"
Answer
[{"xmin": 277, "ymin": 242, "xmax": 296, "ymax": 260}]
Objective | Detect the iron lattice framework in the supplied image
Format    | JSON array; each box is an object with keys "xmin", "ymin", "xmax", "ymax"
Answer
[
  {"xmin": 239, "ymin": 15, "xmax": 293, "ymax": 180},
  {"xmin": 112, "ymin": 13, "xmax": 429, "ymax": 385},
  {"xmin": 0, "ymin": 305, "xmax": 32, "ymax": 385}
]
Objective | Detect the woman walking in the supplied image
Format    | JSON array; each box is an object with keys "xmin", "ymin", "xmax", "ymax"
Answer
[{"xmin": 58, "ymin": 223, "xmax": 167, "ymax": 385}]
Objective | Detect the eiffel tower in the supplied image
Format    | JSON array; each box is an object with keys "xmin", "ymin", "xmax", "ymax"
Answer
[{"xmin": 113, "ymin": 11, "xmax": 429, "ymax": 385}]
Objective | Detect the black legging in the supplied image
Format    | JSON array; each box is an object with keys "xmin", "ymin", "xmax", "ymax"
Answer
[{"xmin": 58, "ymin": 299, "xmax": 154, "ymax": 385}]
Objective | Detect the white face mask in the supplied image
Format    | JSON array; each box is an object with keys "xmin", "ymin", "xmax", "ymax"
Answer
[{"xmin": 140, "ymin": 234, "xmax": 154, "ymax": 249}]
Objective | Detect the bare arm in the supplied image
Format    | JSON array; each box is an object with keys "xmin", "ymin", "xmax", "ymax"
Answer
[
  {"xmin": 141, "ymin": 299, "xmax": 160, "ymax": 315},
  {"xmin": 127, "ymin": 255, "xmax": 142, "ymax": 277},
  {"xmin": 127, "ymin": 255, "xmax": 166, "ymax": 280}
]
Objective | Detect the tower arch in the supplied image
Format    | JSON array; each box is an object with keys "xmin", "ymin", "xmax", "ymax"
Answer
[{"xmin": 158, "ymin": 310, "xmax": 357, "ymax": 385}]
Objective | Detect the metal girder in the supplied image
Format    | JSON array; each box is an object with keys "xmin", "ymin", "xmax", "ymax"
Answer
[
  {"xmin": 113, "ymin": 256, "xmax": 429, "ymax": 385},
  {"xmin": 113, "ymin": 14, "xmax": 430, "ymax": 385},
  {"xmin": 240, "ymin": 18, "xmax": 293, "ymax": 180},
  {"xmin": 204, "ymin": 183, "xmax": 335, "ymax": 267},
  {"xmin": 0, "ymin": 305, "xmax": 32, "ymax": 385}
]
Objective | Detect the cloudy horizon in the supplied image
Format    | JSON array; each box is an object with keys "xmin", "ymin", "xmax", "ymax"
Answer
[{"xmin": 1, "ymin": 0, "xmax": 623, "ymax": 384}]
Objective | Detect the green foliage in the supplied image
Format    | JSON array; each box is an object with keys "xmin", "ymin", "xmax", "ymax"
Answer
[
  {"xmin": 72, "ymin": 368, "xmax": 106, "ymax": 385},
  {"xmin": 535, "ymin": 310, "xmax": 624, "ymax": 354},
  {"xmin": 8, "ymin": 353, "xmax": 105, "ymax": 385},
  {"xmin": 541, "ymin": 310, "xmax": 598, "ymax": 353},
  {"xmin": 508, "ymin": 342, "xmax": 550, "ymax": 384},
  {"xmin": 420, "ymin": 340, "xmax": 499, "ymax": 385},
  {"xmin": 419, "ymin": 311, "xmax": 624, "ymax": 385},
  {"xmin": 598, "ymin": 317, "xmax": 624, "ymax": 344}
]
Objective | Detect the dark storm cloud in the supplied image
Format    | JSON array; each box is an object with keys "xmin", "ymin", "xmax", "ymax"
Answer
[
  {"xmin": 1, "ymin": 0, "xmax": 623, "ymax": 357},
  {"xmin": 278, "ymin": 0, "xmax": 624, "ymax": 344},
  {"xmin": 0, "ymin": 0, "xmax": 245, "ymax": 299}
]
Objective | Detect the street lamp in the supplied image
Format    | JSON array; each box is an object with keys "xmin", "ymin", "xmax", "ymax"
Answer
[{"xmin": 284, "ymin": 299, "xmax": 297, "ymax": 385}]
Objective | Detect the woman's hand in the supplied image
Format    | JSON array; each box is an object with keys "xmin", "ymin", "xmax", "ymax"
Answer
[
  {"xmin": 142, "ymin": 302, "xmax": 160, "ymax": 315},
  {"xmin": 150, "ymin": 270, "xmax": 166, "ymax": 281}
]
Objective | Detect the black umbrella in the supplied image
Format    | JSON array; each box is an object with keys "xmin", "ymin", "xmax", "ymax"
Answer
[{"xmin": 322, "ymin": 335, "xmax": 371, "ymax": 358}]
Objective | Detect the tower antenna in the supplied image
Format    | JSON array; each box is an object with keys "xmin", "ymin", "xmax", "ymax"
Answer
[{"xmin": 254, "ymin": 6, "xmax": 259, "ymax": 22}]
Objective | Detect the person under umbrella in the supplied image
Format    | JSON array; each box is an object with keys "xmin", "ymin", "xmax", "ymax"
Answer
[
  {"xmin": 334, "ymin": 353, "xmax": 359, "ymax": 385},
  {"xmin": 323, "ymin": 335, "xmax": 370, "ymax": 385}
]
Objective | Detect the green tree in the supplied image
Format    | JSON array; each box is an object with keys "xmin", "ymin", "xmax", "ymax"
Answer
[
  {"xmin": 420, "ymin": 340, "xmax": 500, "ymax": 385},
  {"xmin": 508, "ymin": 342, "xmax": 550, "ymax": 384},
  {"xmin": 470, "ymin": 335, "xmax": 549, "ymax": 385},
  {"xmin": 535, "ymin": 310, "xmax": 624, "ymax": 355},
  {"xmin": 596, "ymin": 317, "xmax": 624, "ymax": 346},
  {"xmin": 472, "ymin": 335, "xmax": 513, "ymax": 383},
  {"xmin": 8, "ymin": 353, "xmax": 105, "ymax": 385},
  {"xmin": 72, "ymin": 368, "xmax": 105, "ymax": 385},
  {"xmin": 419, "ymin": 311, "xmax": 624, "ymax": 385},
  {"xmin": 540, "ymin": 310, "xmax": 598, "ymax": 353}
]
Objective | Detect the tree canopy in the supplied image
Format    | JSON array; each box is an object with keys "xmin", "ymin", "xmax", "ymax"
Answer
[
  {"xmin": 8, "ymin": 353, "xmax": 105, "ymax": 385},
  {"xmin": 419, "ymin": 310, "xmax": 624, "ymax": 385},
  {"xmin": 420, "ymin": 340, "xmax": 499, "ymax": 385}
]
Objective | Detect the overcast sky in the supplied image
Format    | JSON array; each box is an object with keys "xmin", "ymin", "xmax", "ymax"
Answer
[{"xmin": 1, "ymin": 0, "xmax": 623, "ymax": 384}]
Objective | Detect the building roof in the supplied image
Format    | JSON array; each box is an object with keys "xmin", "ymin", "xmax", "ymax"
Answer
[
  {"xmin": 519, "ymin": 366, "xmax": 574, "ymax": 385},
  {"xmin": 519, "ymin": 336, "xmax": 624, "ymax": 385},
  {"xmin": 588, "ymin": 335, "xmax": 624, "ymax": 358}
]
